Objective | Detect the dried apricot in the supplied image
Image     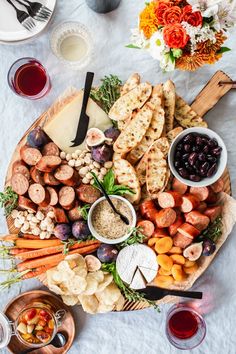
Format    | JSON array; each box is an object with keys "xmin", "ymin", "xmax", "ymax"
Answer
[
  {"xmin": 157, "ymin": 254, "xmax": 173, "ymax": 271},
  {"xmin": 155, "ymin": 237, "xmax": 173, "ymax": 254},
  {"xmin": 171, "ymin": 264, "xmax": 185, "ymax": 281},
  {"xmin": 183, "ymin": 263, "xmax": 199, "ymax": 274},
  {"xmin": 159, "ymin": 267, "xmax": 172, "ymax": 276},
  {"xmin": 184, "ymin": 260, "xmax": 196, "ymax": 268},
  {"xmin": 148, "ymin": 238, "xmax": 160, "ymax": 247},
  {"xmin": 170, "ymin": 254, "xmax": 185, "ymax": 265},
  {"xmin": 154, "ymin": 275, "xmax": 174, "ymax": 288},
  {"xmin": 168, "ymin": 246, "xmax": 183, "ymax": 255}
]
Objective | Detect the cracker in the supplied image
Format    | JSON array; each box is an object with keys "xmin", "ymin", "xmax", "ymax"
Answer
[
  {"xmin": 175, "ymin": 95, "xmax": 208, "ymax": 128},
  {"xmin": 109, "ymin": 82, "xmax": 152, "ymax": 121},
  {"xmin": 127, "ymin": 84, "xmax": 165, "ymax": 164},
  {"xmin": 113, "ymin": 102, "xmax": 154, "ymax": 154},
  {"xmin": 113, "ymin": 159, "xmax": 141, "ymax": 204},
  {"xmin": 163, "ymin": 80, "xmax": 176, "ymax": 133}
]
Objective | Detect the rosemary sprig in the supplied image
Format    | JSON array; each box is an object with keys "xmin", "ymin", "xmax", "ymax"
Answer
[
  {"xmin": 0, "ymin": 270, "xmax": 30, "ymax": 291},
  {"xmin": 90, "ymin": 75, "xmax": 122, "ymax": 114},
  {"xmin": 0, "ymin": 186, "xmax": 18, "ymax": 216},
  {"xmin": 101, "ymin": 262, "xmax": 160, "ymax": 311},
  {"xmin": 78, "ymin": 204, "xmax": 90, "ymax": 221},
  {"xmin": 91, "ymin": 169, "xmax": 134, "ymax": 196},
  {"xmin": 119, "ymin": 227, "xmax": 146, "ymax": 248},
  {"xmin": 62, "ymin": 236, "xmax": 96, "ymax": 255},
  {"xmin": 201, "ymin": 216, "xmax": 223, "ymax": 243}
]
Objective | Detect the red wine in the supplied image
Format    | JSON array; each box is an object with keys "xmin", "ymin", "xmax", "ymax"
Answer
[
  {"xmin": 13, "ymin": 61, "xmax": 47, "ymax": 96},
  {"xmin": 168, "ymin": 310, "xmax": 199, "ymax": 339}
]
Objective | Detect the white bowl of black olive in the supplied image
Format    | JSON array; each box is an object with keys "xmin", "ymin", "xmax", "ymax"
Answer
[{"xmin": 168, "ymin": 127, "xmax": 227, "ymax": 187}]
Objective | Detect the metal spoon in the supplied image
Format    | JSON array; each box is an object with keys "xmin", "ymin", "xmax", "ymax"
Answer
[
  {"xmin": 19, "ymin": 332, "xmax": 67, "ymax": 354},
  {"xmin": 92, "ymin": 173, "xmax": 130, "ymax": 225}
]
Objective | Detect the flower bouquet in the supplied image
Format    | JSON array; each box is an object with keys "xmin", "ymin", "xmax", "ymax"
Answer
[{"xmin": 128, "ymin": 0, "xmax": 236, "ymax": 71}]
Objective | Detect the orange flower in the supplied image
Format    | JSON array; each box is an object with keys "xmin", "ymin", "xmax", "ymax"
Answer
[
  {"xmin": 155, "ymin": 1, "xmax": 172, "ymax": 25},
  {"xmin": 163, "ymin": 24, "xmax": 189, "ymax": 48},
  {"xmin": 182, "ymin": 5, "xmax": 202, "ymax": 26},
  {"xmin": 197, "ymin": 32, "xmax": 227, "ymax": 54},
  {"xmin": 163, "ymin": 6, "xmax": 182, "ymax": 25},
  {"xmin": 176, "ymin": 52, "xmax": 209, "ymax": 71},
  {"xmin": 139, "ymin": 2, "xmax": 159, "ymax": 39}
]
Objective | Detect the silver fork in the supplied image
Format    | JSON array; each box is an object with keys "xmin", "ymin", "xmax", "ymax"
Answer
[
  {"xmin": 18, "ymin": 0, "xmax": 52, "ymax": 20},
  {"xmin": 6, "ymin": 0, "xmax": 35, "ymax": 30}
]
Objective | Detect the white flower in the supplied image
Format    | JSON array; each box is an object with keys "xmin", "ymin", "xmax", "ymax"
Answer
[
  {"xmin": 130, "ymin": 28, "xmax": 149, "ymax": 49},
  {"xmin": 182, "ymin": 22, "xmax": 216, "ymax": 52},
  {"xmin": 149, "ymin": 31, "xmax": 169, "ymax": 60},
  {"xmin": 160, "ymin": 53, "xmax": 175, "ymax": 72}
]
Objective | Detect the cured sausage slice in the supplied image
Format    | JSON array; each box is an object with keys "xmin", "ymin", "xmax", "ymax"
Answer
[
  {"xmin": 68, "ymin": 202, "xmax": 83, "ymax": 222},
  {"xmin": 28, "ymin": 183, "xmax": 50, "ymax": 207},
  {"xmin": 185, "ymin": 211, "xmax": 210, "ymax": 232},
  {"xmin": 180, "ymin": 194, "xmax": 200, "ymax": 213},
  {"xmin": 152, "ymin": 228, "xmax": 168, "ymax": 238},
  {"xmin": 42, "ymin": 142, "xmax": 60, "ymax": 156},
  {"xmin": 210, "ymin": 178, "xmax": 224, "ymax": 193},
  {"xmin": 139, "ymin": 200, "xmax": 159, "ymax": 222},
  {"xmin": 177, "ymin": 223, "xmax": 200, "ymax": 239},
  {"xmin": 18, "ymin": 196, "xmax": 37, "ymax": 213},
  {"xmin": 157, "ymin": 191, "xmax": 182, "ymax": 208},
  {"xmin": 53, "ymin": 207, "xmax": 69, "ymax": 223},
  {"xmin": 30, "ymin": 167, "xmax": 45, "ymax": 185},
  {"xmin": 76, "ymin": 184, "xmax": 101, "ymax": 204},
  {"xmin": 189, "ymin": 186, "xmax": 209, "ymax": 201},
  {"xmin": 196, "ymin": 202, "xmax": 207, "ymax": 213},
  {"xmin": 11, "ymin": 173, "xmax": 29, "ymax": 195},
  {"xmin": 155, "ymin": 208, "xmax": 176, "ymax": 228},
  {"xmin": 173, "ymin": 232, "xmax": 193, "ymax": 248},
  {"xmin": 12, "ymin": 161, "xmax": 30, "ymax": 180},
  {"xmin": 36, "ymin": 156, "xmax": 61, "ymax": 173},
  {"xmin": 54, "ymin": 165, "xmax": 80, "ymax": 187},
  {"xmin": 59, "ymin": 186, "xmax": 75, "ymax": 210},
  {"xmin": 172, "ymin": 178, "xmax": 188, "ymax": 195},
  {"xmin": 20, "ymin": 146, "xmax": 42, "ymax": 166},
  {"xmin": 204, "ymin": 206, "xmax": 222, "ymax": 222},
  {"xmin": 46, "ymin": 187, "xmax": 58, "ymax": 206},
  {"xmin": 168, "ymin": 214, "xmax": 184, "ymax": 236},
  {"xmin": 44, "ymin": 172, "xmax": 60, "ymax": 186}
]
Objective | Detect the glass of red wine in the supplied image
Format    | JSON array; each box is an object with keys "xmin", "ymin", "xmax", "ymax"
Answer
[
  {"xmin": 166, "ymin": 303, "xmax": 206, "ymax": 350},
  {"xmin": 8, "ymin": 58, "xmax": 51, "ymax": 100}
]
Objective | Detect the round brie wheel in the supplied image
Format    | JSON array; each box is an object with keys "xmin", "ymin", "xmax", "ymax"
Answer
[{"xmin": 116, "ymin": 244, "xmax": 158, "ymax": 290}]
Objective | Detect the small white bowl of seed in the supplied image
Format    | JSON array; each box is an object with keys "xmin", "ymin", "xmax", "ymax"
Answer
[{"xmin": 88, "ymin": 195, "xmax": 137, "ymax": 244}]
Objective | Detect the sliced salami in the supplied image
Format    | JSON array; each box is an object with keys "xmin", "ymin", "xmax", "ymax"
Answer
[
  {"xmin": 28, "ymin": 183, "xmax": 50, "ymax": 207},
  {"xmin": 20, "ymin": 146, "xmax": 42, "ymax": 166},
  {"xmin": 30, "ymin": 167, "xmax": 45, "ymax": 185},
  {"xmin": 76, "ymin": 184, "xmax": 101, "ymax": 204},
  {"xmin": 54, "ymin": 165, "xmax": 80, "ymax": 187},
  {"xmin": 18, "ymin": 196, "xmax": 37, "ymax": 213},
  {"xmin": 59, "ymin": 186, "xmax": 75, "ymax": 210},
  {"xmin": 157, "ymin": 191, "xmax": 182, "ymax": 208},
  {"xmin": 12, "ymin": 161, "xmax": 30, "ymax": 180},
  {"xmin": 46, "ymin": 187, "xmax": 59, "ymax": 206},
  {"xmin": 44, "ymin": 172, "xmax": 60, "ymax": 186},
  {"xmin": 36, "ymin": 156, "xmax": 61, "ymax": 173},
  {"xmin": 11, "ymin": 173, "xmax": 29, "ymax": 195},
  {"xmin": 53, "ymin": 207, "xmax": 69, "ymax": 223},
  {"xmin": 155, "ymin": 208, "xmax": 176, "ymax": 228},
  {"xmin": 42, "ymin": 142, "xmax": 60, "ymax": 156},
  {"xmin": 180, "ymin": 194, "xmax": 200, "ymax": 213}
]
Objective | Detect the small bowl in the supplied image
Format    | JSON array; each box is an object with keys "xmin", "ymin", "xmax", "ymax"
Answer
[
  {"xmin": 168, "ymin": 127, "xmax": 227, "ymax": 187},
  {"xmin": 88, "ymin": 195, "xmax": 137, "ymax": 244}
]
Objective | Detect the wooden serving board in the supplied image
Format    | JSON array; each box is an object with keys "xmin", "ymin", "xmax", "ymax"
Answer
[
  {"xmin": 4, "ymin": 290, "xmax": 75, "ymax": 354},
  {"xmin": 4, "ymin": 71, "xmax": 232, "ymax": 312}
]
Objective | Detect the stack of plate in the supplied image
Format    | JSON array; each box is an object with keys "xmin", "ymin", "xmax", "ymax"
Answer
[{"xmin": 0, "ymin": 0, "xmax": 57, "ymax": 44}]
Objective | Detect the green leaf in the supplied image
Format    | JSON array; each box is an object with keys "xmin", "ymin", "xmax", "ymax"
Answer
[
  {"xmin": 0, "ymin": 187, "xmax": 18, "ymax": 216},
  {"xmin": 78, "ymin": 204, "xmax": 90, "ymax": 221},
  {"xmin": 171, "ymin": 48, "xmax": 183, "ymax": 59},
  {"xmin": 103, "ymin": 169, "xmax": 115, "ymax": 193},
  {"xmin": 91, "ymin": 170, "xmax": 135, "ymax": 196},
  {"xmin": 169, "ymin": 51, "xmax": 176, "ymax": 64},
  {"xmin": 119, "ymin": 227, "xmax": 145, "ymax": 248},
  {"xmin": 125, "ymin": 44, "xmax": 141, "ymax": 49},
  {"xmin": 201, "ymin": 216, "xmax": 223, "ymax": 242},
  {"xmin": 217, "ymin": 47, "xmax": 231, "ymax": 54}
]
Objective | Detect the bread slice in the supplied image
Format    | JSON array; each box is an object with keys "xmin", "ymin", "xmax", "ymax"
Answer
[
  {"xmin": 109, "ymin": 82, "xmax": 152, "ymax": 121},
  {"xmin": 166, "ymin": 127, "xmax": 183, "ymax": 144},
  {"xmin": 127, "ymin": 84, "xmax": 165, "ymax": 165},
  {"xmin": 113, "ymin": 102, "xmax": 154, "ymax": 154},
  {"xmin": 163, "ymin": 80, "xmax": 175, "ymax": 133},
  {"xmin": 113, "ymin": 159, "xmax": 141, "ymax": 204},
  {"xmin": 175, "ymin": 95, "xmax": 208, "ymax": 128},
  {"xmin": 120, "ymin": 73, "xmax": 140, "ymax": 96}
]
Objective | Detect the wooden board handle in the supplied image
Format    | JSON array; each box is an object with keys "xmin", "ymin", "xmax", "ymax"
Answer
[{"xmin": 191, "ymin": 70, "xmax": 233, "ymax": 117}]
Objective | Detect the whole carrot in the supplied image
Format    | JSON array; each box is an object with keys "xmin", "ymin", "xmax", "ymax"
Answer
[
  {"xmin": 15, "ymin": 239, "xmax": 62, "ymax": 249},
  {"xmin": 17, "ymin": 243, "xmax": 100, "ymax": 272},
  {"xmin": 21, "ymin": 264, "xmax": 58, "ymax": 280},
  {"xmin": 9, "ymin": 248, "xmax": 34, "ymax": 255},
  {"xmin": 15, "ymin": 240, "xmax": 100, "ymax": 260}
]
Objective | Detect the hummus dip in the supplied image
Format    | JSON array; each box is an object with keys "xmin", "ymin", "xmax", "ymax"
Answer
[{"xmin": 91, "ymin": 198, "xmax": 133, "ymax": 239}]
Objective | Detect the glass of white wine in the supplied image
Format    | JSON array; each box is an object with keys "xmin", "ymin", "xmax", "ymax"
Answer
[{"xmin": 50, "ymin": 22, "xmax": 93, "ymax": 71}]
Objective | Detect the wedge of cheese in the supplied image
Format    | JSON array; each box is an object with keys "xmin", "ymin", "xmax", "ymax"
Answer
[{"xmin": 43, "ymin": 91, "xmax": 112, "ymax": 153}]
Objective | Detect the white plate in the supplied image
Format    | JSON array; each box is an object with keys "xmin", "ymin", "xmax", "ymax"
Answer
[{"xmin": 0, "ymin": 0, "xmax": 56, "ymax": 43}]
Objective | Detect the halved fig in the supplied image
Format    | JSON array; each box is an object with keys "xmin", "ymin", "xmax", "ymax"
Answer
[
  {"xmin": 86, "ymin": 128, "xmax": 106, "ymax": 147},
  {"xmin": 183, "ymin": 242, "xmax": 203, "ymax": 261}
]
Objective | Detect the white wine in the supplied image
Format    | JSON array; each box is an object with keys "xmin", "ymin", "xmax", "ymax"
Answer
[{"xmin": 60, "ymin": 35, "xmax": 88, "ymax": 62}]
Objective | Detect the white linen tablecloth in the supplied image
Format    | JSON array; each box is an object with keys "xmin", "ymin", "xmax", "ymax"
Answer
[{"xmin": 0, "ymin": 1, "xmax": 236, "ymax": 353}]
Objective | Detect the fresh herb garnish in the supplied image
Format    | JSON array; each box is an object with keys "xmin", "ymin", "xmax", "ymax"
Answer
[
  {"xmin": 101, "ymin": 262, "xmax": 160, "ymax": 311},
  {"xmin": 0, "ymin": 187, "xmax": 18, "ymax": 216},
  {"xmin": 91, "ymin": 169, "xmax": 135, "ymax": 196},
  {"xmin": 62, "ymin": 236, "xmax": 96, "ymax": 255},
  {"xmin": 78, "ymin": 204, "xmax": 90, "ymax": 221},
  {"xmin": 119, "ymin": 227, "xmax": 145, "ymax": 248},
  {"xmin": 90, "ymin": 75, "xmax": 122, "ymax": 114},
  {"xmin": 201, "ymin": 216, "xmax": 223, "ymax": 243}
]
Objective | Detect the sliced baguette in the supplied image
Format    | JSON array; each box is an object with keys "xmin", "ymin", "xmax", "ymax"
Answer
[
  {"xmin": 166, "ymin": 127, "xmax": 183, "ymax": 144},
  {"xmin": 120, "ymin": 73, "xmax": 140, "ymax": 96},
  {"xmin": 175, "ymin": 95, "xmax": 208, "ymax": 128},
  {"xmin": 113, "ymin": 102, "xmax": 154, "ymax": 154},
  {"xmin": 109, "ymin": 82, "xmax": 152, "ymax": 121},
  {"xmin": 163, "ymin": 80, "xmax": 175, "ymax": 133}
]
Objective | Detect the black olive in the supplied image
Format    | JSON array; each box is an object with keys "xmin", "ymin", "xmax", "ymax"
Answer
[
  {"xmin": 200, "ymin": 162, "xmax": 210, "ymax": 176},
  {"xmin": 192, "ymin": 145, "xmax": 201, "ymax": 152},
  {"xmin": 189, "ymin": 174, "xmax": 201, "ymax": 182},
  {"xmin": 174, "ymin": 161, "xmax": 182, "ymax": 169},
  {"xmin": 196, "ymin": 136, "xmax": 203, "ymax": 145},
  {"xmin": 184, "ymin": 162, "xmax": 195, "ymax": 173},
  {"xmin": 202, "ymin": 145, "xmax": 209, "ymax": 154},
  {"xmin": 178, "ymin": 167, "xmax": 189, "ymax": 179},
  {"xmin": 176, "ymin": 143, "xmax": 183, "ymax": 151},
  {"xmin": 212, "ymin": 146, "xmax": 222, "ymax": 156},
  {"xmin": 208, "ymin": 138, "xmax": 218, "ymax": 148},
  {"xmin": 183, "ymin": 153, "xmax": 190, "ymax": 161},
  {"xmin": 207, "ymin": 155, "xmax": 217, "ymax": 163},
  {"xmin": 198, "ymin": 153, "xmax": 206, "ymax": 162},
  {"xmin": 207, "ymin": 163, "xmax": 217, "ymax": 177},
  {"xmin": 175, "ymin": 151, "xmax": 181, "ymax": 159},
  {"xmin": 183, "ymin": 134, "xmax": 195, "ymax": 144},
  {"xmin": 188, "ymin": 152, "xmax": 198, "ymax": 166},
  {"xmin": 184, "ymin": 144, "xmax": 191, "ymax": 152}
]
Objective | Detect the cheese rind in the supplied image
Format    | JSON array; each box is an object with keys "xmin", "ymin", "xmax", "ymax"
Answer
[{"xmin": 43, "ymin": 91, "xmax": 112, "ymax": 153}]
